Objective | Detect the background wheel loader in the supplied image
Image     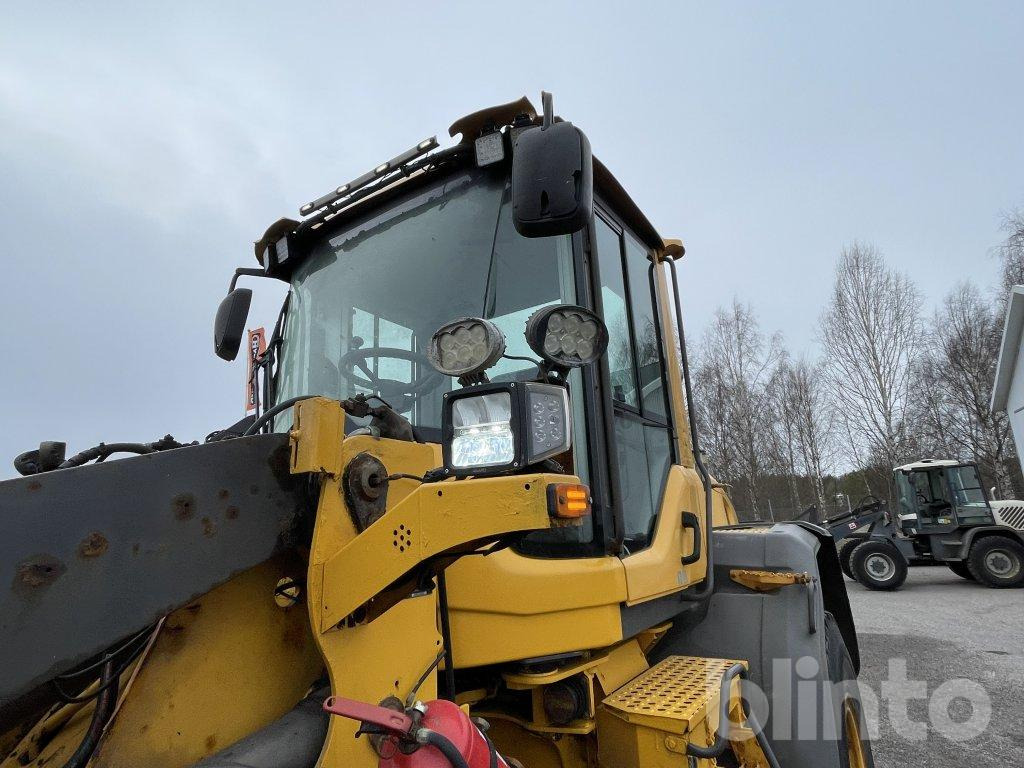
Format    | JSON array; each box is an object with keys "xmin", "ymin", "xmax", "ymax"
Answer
[
  {"xmin": 1, "ymin": 94, "xmax": 873, "ymax": 768},
  {"xmin": 832, "ymin": 459, "xmax": 1024, "ymax": 590}
]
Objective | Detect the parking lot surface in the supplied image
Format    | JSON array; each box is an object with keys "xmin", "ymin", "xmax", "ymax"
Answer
[{"xmin": 845, "ymin": 566, "xmax": 1024, "ymax": 766}]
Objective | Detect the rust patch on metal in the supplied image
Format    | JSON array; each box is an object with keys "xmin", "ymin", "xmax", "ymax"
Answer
[
  {"xmin": 27, "ymin": 481, "xmax": 41, "ymax": 492},
  {"xmin": 132, "ymin": 543, "xmax": 140, "ymax": 555},
  {"xmin": 225, "ymin": 505, "xmax": 240, "ymax": 520},
  {"xmin": 78, "ymin": 532, "xmax": 109, "ymax": 558},
  {"xmin": 217, "ymin": 489, "xmax": 230, "ymax": 500},
  {"xmin": 172, "ymin": 493, "xmax": 196, "ymax": 520},
  {"xmin": 201, "ymin": 517, "xmax": 216, "ymax": 537},
  {"xmin": 204, "ymin": 735, "xmax": 217, "ymax": 752},
  {"xmin": 15, "ymin": 555, "xmax": 66, "ymax": 588}
]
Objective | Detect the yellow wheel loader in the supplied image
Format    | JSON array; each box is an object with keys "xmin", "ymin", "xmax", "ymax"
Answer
[{"xmin": 1, "ymin": 94, "xmax": 873, "ymax": 768}]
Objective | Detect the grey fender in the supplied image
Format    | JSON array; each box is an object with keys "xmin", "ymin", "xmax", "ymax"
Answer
[
  {"xmin": 956, "ymin": 525, "xmax": 1024, "ymax": 559},
  {"xmin": 651, "ymin": 522, "xmax": 865, "ymax": 768}
]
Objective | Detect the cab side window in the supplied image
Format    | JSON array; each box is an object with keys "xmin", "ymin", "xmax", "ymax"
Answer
[
  {"xmin": 624, "ymin": 233, "xmax": 669, "ymax": 419},
  {"xmin": 595, "ymin": 219, "xmax": 639, "ymax": 407},
  {"xmin": 594, "ymin": 212, "xmax": 674, "ymax": 550}
]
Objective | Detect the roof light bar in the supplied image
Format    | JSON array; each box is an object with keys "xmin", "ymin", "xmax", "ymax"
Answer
[{"xmin": 299, "ymin": 136, "xmax": 439, "ymax": 217}]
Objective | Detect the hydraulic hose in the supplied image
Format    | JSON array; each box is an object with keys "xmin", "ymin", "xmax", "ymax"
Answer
[
  {"xmin": 195, "ymin": 686, "xmax": 330, "ymax": 768},
  {"xmin": 685, "ymin": 663, "xmax": 781, "ymax": 768},
  {"xmin": 59, "ymin": 442, "xmax": 156, "ymax": 469},
  {"xmin": 60, "ymin": 659, "xmax": 117, "ymax": 768},
  {"xmin": 436, "ymin": 572, "xmax": 457, "ymax": 702},
  {"xmin": 417, "ymin": 729, "xmax": 471, "ymax": 768},
  {"xmin": 665, "ymin": 256, "xmax": 715, "ymax": 603},
  {"xmin": 57, "ymin": 435, "xmax": 191, "ymax": 469},
  {"xmin": 241, "ymin": 395, "xmax": 318, "ymax": 436}
]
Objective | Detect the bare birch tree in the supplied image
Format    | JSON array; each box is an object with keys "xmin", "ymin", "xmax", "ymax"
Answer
[
  {"xmin": 998, "ymin": 209, "xmax": 1024, "ymax": 295},
  {"xmin": 771, "ymin": 356, "xmax": 835, "ymax": 512},
  {"xmin": 767, "ymin": 357, "xmax": 805, "ymax": 512},
  {"xmin": 820, "ymin": 243, "xmax": 922, "ymax": 498},
  {"xmin": 909, "ymin": 281, "xmax": 1016, "ymax": 495},
  {"xmin": 693, "ymin": 299, "xmax": 781, "ymax": 516}
]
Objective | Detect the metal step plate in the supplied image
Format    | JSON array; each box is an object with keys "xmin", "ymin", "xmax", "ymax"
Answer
[{"xmin": 602, "ymin": 655, "xmax": 743, "ymax": 733}]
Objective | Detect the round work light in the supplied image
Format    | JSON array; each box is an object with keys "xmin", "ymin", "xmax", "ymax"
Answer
[
  {"xmin": 525, "ymin": 305, "xmax": 609, "ymax": 370},
  {"xmin": 427, "ymin": 317, "xmax": 506, "ymax": 378}
]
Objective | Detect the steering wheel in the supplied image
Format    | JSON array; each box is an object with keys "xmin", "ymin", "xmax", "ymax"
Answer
[{"xmin": 337, "ymin": 344, "xmax": 441, "ymax": 412}]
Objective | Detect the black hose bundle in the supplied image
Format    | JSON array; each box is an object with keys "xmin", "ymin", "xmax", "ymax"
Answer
[
  {"xmin": 417, "ymin": 730, "xmax": 472, "ymax": 768},
  {"xmin": 686, "ymin": 663, "xmax": 781, "ymax": 768},
  {"xmin": 58, "ymin": 435, "xmax": 192, "ymax": 470},
  {"xmin": 60, "ymin": 659, "xmax": 118, "ymax": 768},
  {"xmin": 14, "ymin": 435, "xmax": 192, "ymax": 475},
  {"xmin": 51, "ymin": 623, "xmax": 158, "ymax": 704},
  {"xmin": 58, "ymin": 442, "xmax": 156, "ymax": 468}
]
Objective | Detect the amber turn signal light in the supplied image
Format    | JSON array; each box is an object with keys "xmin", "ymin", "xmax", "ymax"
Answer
[{"xmin": 546, "ymin": 483, "xmax": 591, "ymax": 518}]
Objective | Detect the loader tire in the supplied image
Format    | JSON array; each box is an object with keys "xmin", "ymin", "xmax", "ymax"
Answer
[
  {"xmin": 823, "ymin": 613, "xmax": 875, "ymax": 768},
  {"xmin": 837, "ymin": 536, "xmax": 866, "ymax": 580},
  {"xmin": 824, "ymin": 613, "xmax": 875, "ymax": 768},
  {"xmin": 966, "ymin": 535, "xmax": 1024, "ymax": 588},
  {"xmin": 946, "ymin": 560, "xmax": 975, "ymax": 581},
  {"xmin": 850, "ymin": 541, "xmax": 907, "ymax": 591}
]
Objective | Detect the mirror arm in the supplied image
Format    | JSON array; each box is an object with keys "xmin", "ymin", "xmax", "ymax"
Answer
[{"xmin": 228, "ymin": 267, "xmax": 270, "ymax": 292}]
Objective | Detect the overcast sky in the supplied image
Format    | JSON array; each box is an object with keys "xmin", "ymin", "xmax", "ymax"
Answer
[{"xmin": 1, "ymin": 2, "xmax": 1021, "ymax": 475}]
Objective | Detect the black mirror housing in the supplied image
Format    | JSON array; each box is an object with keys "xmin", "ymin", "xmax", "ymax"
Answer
[
  {"xmin": 511, "ymin": 120, "xmax": 593, "ymax": 238},
  {"xmin": 214, "ymin": 288, "xmax": 252, "ymax": 361}
]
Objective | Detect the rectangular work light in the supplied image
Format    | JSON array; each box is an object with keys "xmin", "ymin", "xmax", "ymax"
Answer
[{"xmin": 441, "ymin": 381, "xmax": 572, "ymax": 477}]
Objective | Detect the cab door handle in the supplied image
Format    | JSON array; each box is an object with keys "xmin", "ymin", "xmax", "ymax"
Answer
[{"xmin": 681, "ymin": 511, "xmax": 702, "ymax": 565}]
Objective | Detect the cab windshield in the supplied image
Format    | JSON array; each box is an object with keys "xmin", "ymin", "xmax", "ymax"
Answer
[
  {"xmin": 947, "ymin": 464, "xmax": 989, "ymax": 520},
  {"xmin": 896, "ymin": 464, "xmax": 990, "ymax": 525},
  {"xmin": 275, "ymin": 168, "xmax": 582, "ymax": 443}
]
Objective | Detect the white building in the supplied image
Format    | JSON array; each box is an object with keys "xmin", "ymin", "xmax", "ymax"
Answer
[{"xmin": 992, "ymin": 285, "xmax": 1024, "ymax": 460}]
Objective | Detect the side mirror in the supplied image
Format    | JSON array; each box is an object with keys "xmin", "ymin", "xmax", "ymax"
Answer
[
  {"xmin": 214, "ymin": 288, "xmax": 252, "ymax": 361},
  {"xmin": 511, "ymin": 92, "xmax": 593, "ymax": 238}
]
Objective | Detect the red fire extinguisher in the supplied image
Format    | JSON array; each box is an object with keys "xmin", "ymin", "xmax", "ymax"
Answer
[{"xmin": 324, "ymin": 695, "xmax": 513, "ymax": 768}]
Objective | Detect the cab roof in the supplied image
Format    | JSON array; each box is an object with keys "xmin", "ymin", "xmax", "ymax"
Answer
[
  {"xmin": 894, "ymin": 458, "xmax": 968, "ymax": 472},
  {"xmin": 449, "ymin": 96, "xmax": 665, "ymax": 252},
  {"xmin": 255, "ymin": 96, "xmax": 666, "ymax": 267}
]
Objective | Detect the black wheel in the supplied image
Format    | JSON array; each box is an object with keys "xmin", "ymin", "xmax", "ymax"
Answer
[
  {"xmin": 837, "ymin": 536, "xmax": 866, "ymax": 580},
  {"xmin": 966, "ymin": 535, "xmax": 1024, "ymax": 588},
  {"xmin": 850, "ymin": 540, "xmax": 908, "ymax": 591},
  {"xmin": 946, "ymin": 560, "xmax": 975, "ymax": 581},
  {"xmin": 824, "ymin": 613, "xmax": 875, "ymax": 768}
]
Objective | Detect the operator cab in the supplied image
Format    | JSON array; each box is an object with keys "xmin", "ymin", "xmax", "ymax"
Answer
[
  {"xmin": 217, "ymin": 94, "xmax": 679, "ymax": 559},
  {"xmin": 895, "ymin": 459, "xmax": 995, "ymax": 534}
]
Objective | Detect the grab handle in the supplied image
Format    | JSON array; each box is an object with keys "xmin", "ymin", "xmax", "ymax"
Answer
[{"xmin": 681, "ymin": 511, "xmax": 702, "ymax": 566}]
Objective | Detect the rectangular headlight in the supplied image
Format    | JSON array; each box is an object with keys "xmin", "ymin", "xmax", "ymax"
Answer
[
  {"xmin": 442, "ymin": 382, "xmax": 572, "ymax": 477},
  {"xmin": 450, "ymin": 392, "xmax": 515, "ymax": 469}
]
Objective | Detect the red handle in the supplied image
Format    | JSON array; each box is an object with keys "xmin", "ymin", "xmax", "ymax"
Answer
[{"xmin": 322, "ymin": 696, "xmax": 414, "ymax": 735}]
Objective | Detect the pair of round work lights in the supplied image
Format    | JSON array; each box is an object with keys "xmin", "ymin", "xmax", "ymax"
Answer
[{"xmin": 426, "ymin": 304, "xmax": 610, "ymax": 382}]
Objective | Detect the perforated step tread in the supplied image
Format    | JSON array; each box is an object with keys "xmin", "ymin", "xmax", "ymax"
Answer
[{"xmin": 602, "ymin": 655, "xmax": 743, "ymax": 730}]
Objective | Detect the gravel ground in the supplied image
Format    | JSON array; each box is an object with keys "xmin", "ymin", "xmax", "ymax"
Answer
[{"xmin": 845, "ymin": 565, "xmax": 1024, "ymax": 766}]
